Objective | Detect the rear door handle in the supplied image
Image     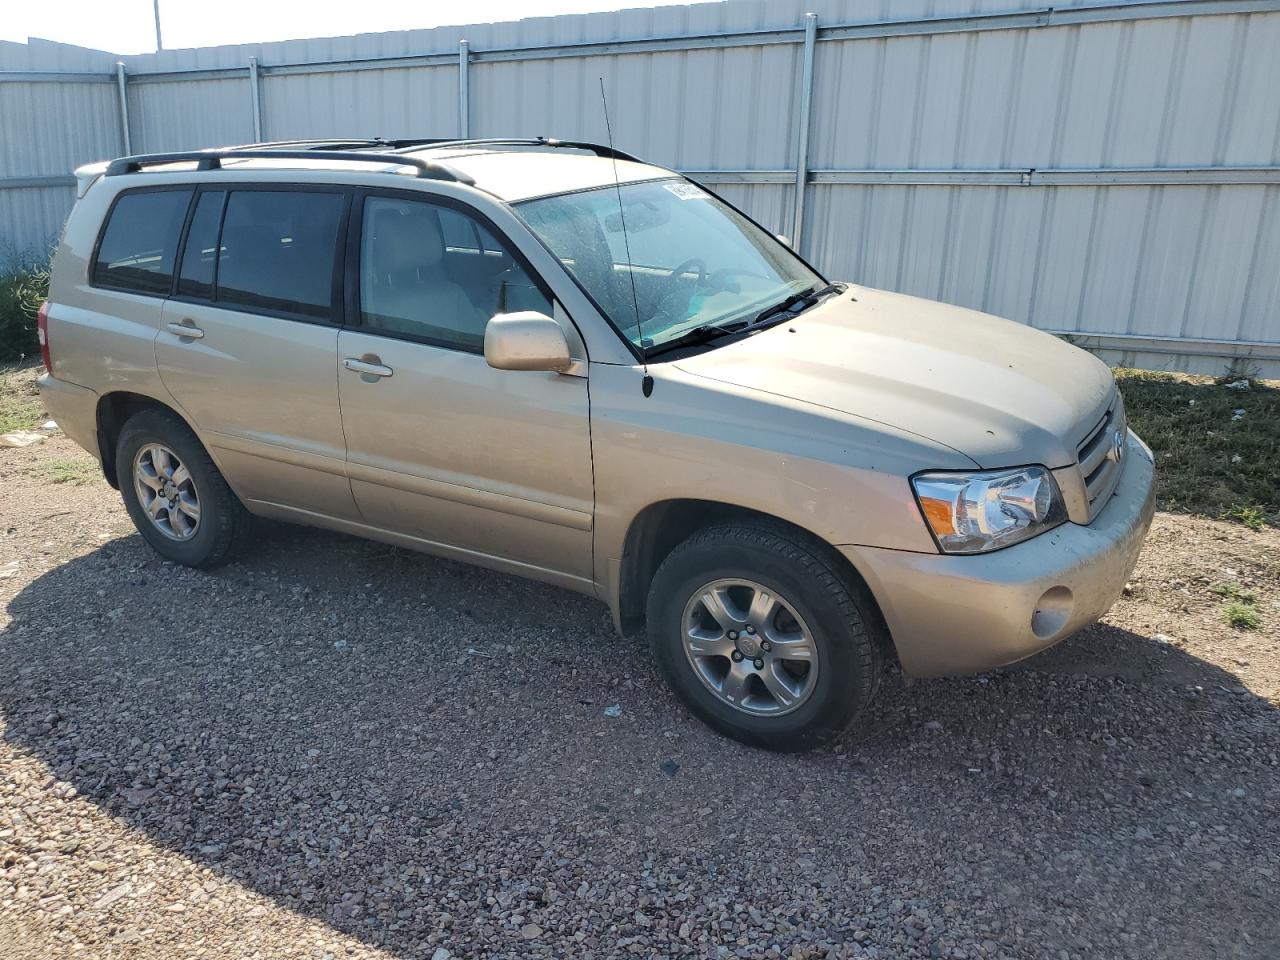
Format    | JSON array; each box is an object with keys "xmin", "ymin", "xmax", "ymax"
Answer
[
  {"xmin": 166, "ymin": 320, "xmax": 205, "ymax": 339},
  {"xmin": 343, "ymin": 356, "xmax": 394, "ymax": 379}
]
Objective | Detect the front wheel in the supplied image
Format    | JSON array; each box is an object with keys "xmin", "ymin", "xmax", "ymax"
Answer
[{"xmin": 647, "ymin": 522, "xmax": 884, "ymax": 751}]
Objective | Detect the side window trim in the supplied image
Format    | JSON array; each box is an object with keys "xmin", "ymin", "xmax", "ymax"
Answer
[
  {"xmin": 211, "ymin": 190, "xmax": 229, "ymax": 299},
  {"xmin": 169, "ymin": 187, "xmax": 202, "ymax": 298},
  {"xmin": 173, "ymin": 186, "xmax": 228, "ymax": 301},
  {"xmin": 329, "ymin": 190, "xmax": 353, "ymax": 327},
  {"xmin": 169, "ymin": 183, "xmax": 352, "ymax": 326},
  {"xmin": 89, "ymin": 185, "xmax": 197, "ymax": 298},
  {"xmin": 349, "ymin": 186, "xmax": 558, "ymax": 355}
]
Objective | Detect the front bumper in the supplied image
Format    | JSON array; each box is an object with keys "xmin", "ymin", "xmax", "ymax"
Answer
[
  {"xmin": 37, "ymin": 373, "xmax": 101, "ymax": 463},
  {"xmin": 840, "ymin": 432, "xmax": 1156, "ymax": 678}
]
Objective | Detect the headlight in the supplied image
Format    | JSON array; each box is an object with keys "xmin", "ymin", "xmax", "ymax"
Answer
[{"xmin": 912, "ymin": 466, "xmax": 1067, "ymax": 554}]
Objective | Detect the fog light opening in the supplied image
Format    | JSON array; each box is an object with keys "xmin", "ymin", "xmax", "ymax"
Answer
[{"xmin": 1030, "ymin": 586, "xmax": 1073, "ymax": 639}]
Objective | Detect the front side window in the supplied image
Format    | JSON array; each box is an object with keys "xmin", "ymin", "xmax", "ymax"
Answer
[
  {"xmin": 518, "ymin": 178, "xmax": 822, "ymax": 353},
  {"xmin": 93, "ymin": 189, "xmax": 193, "ymax": 294},
  {"xmin": 359, "ymin": 196, "xmax": 550, "ymax": 352},
  {"xmin": 216, "ymin": 190, "xmax": 344, "ymax": 320}
]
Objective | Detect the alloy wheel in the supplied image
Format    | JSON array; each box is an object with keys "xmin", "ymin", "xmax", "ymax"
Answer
[
  {"xmin": 681, "ymin": 578, "xmax": 819, "ymax": 716},
  {"xmin": 133, "ymin": 443, "xmax": 201, "ymax": 541}
]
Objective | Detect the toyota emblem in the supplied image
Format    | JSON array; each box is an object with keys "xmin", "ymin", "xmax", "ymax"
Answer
[{"xmin": 1108, "ymin": 429, "xmax": 1125, "ymax": 463}]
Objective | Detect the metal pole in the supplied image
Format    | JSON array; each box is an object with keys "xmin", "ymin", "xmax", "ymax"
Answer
[
  {"xmin": 458, "ymin": 40, "xmax": 470, "ymax": 138},
  {"xmin": 153, "ymin": 0, "xmax": 164, "ymax": 51},
  {"xmin": 792, "ymin": 12, "xmax": 818, "ymax": 252},
  {"xmin": 248, "ymin": 56, "xmax": 263, "ymax": 141},
  {"xmin": 115, "ymin": 62, "xmax": 132, "ymax": 155}
]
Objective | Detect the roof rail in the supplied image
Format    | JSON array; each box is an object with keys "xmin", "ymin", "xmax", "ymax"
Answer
[
  {"xmin": 400, "ymin": 137, "xmax": 642, "ymax": 163},
  {"xmin": 227, "ymin": 137, "xmax": 449, "ymax": 151},
  {"xmin": 102, "ymin": 148, "xmax": 475, "ymax": 184}
]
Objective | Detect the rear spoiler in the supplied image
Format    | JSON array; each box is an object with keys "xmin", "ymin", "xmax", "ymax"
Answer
[{"xmin": 73, "ymin": 161, "xmax": 110, "ymax": 198}]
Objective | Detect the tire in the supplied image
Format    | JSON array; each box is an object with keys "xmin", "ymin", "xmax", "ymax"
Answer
[
  {"xmin": 647, "ymin": 522, "xmax": 884, "ymax": 752},
  {"xmin": 116, "ymin": 408, "xmax": 253, "ymax": 569}
]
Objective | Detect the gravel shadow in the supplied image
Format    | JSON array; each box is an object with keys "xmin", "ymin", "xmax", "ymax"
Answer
[{"xmin": 3, "ymin": 522, "xmax": 1278, "ymax": 959}]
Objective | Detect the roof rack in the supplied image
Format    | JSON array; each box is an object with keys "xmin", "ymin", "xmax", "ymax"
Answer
[
  {"xmin": 224, "ymin": 138, "xmax": 384, "ymax": 150},
  {"xmin": 227, "ymin": 137, "xmax": 449, "ymax": 151},
  {"xmin": 399, "ymin": 137, "xmax": 642, "ymax": 163},
  {"xmin": 103, "ymin": 148, "xmax": 475, "ymax": 184}
]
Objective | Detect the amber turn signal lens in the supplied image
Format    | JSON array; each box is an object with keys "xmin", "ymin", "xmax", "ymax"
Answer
[{"xmin": 919, "ymin": 496, "xmax": 956, "ymax": 536}]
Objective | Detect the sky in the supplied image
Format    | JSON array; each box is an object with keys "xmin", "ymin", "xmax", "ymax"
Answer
[{"xmin": 1, "ymin": 0, "xmax": 694, "ymax": 55}]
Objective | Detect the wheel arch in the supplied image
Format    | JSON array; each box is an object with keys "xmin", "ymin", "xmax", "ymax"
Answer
[
  {"xmin": 615, "ymin": 499, "xmax": 891, "ymax": 656},
  {"xmin": 95, "ymin": 391, "xmax": 193, "ymax": 489}
]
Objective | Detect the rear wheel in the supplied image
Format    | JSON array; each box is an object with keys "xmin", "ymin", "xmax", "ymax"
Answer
[
  {"xmin": 647, "ymin": 522, "xmax": 883, "ymax": 751},
  {"xmin": 116, "ymin": 409, "xmax": 253, "ymax": 569}
]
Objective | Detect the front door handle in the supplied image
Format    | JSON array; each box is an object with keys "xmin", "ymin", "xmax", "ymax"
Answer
[
  {"xmin": 166, "ymin": 320, "xmax": 205, "ymax": 339},
  {"xmin": 343, "ymin": 356, "xmax": 394, "ymax": 379}
]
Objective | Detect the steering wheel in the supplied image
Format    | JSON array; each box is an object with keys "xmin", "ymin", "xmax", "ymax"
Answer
[
  {"xmin": 702, "ymin": 266, "xmax": 770, "ymax": 295},
  {"xmin": 708, "ymin": 267, "xmax": 770, "ymax": 285},
  {"xmin": 667, "ymin": 257, "xmax": 708, "ymax": 286}
]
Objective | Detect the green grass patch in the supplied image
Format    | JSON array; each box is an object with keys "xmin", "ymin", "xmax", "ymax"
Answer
[
  {"xmin": 1210, "ymin": 581, "xmax": 1257, "ymax": 603},
  {"xmin": 1223, "ymin": 599, "xmax": 1262, "ymax": 631},
  {"xmin": 1222, "ymin": 505, "xmax": 1267, "ymax": 531},
  {"xmin": 37, "ymin": 456, "xmax": 97, "ymax": 485},
  {"xmin": 0, "ymin": 361, "xmax": 44, "ymax": 434},
  {"xmin": 1116, "ymin": 368, "xmax": 1280, "ymax": 528},
  {"xmin": 1213, "ymin": 580, "xmax": 1265, "ymax": 631}
]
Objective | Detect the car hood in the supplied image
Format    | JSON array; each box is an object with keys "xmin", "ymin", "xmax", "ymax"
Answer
[{"xmin": 673, "ymin": 285, "xmax": 1115, "ymax": 469}]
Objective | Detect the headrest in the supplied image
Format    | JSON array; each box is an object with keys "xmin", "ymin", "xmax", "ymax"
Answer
[{"xmin": 369, "ymin": 205, "xmax": 445, "ymax": 275}]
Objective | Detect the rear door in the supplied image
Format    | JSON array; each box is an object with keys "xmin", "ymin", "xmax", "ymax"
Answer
[
  {"xmin": 155, "ymin": 186, "xmax": 359, "ymax": 520},
  {"xmin": 336, "ymin": 190, "xmax": 595, "ymax": 587}
]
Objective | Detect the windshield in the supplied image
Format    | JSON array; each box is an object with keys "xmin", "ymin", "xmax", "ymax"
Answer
[{"xmin": 517, "ymin": 179, "xmax": 823, "ymax": 352}]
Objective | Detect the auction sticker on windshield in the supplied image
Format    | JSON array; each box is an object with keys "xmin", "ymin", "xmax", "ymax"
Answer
[{"xmin": 664, "ymin": 182, "xmax": 709, "ymax": 200}]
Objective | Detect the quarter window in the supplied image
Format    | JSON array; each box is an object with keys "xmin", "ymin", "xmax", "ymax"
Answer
[
  {"xmin": 216, "ymin": 190, "xmax": 344, "ymax": 321},
  {"xmin": 92, "ymin": 189, "xmax": 193, "ymax": 294},
  {"xmin": 359, "ymin": 196, "xmax": 550, "ymax": 352}
]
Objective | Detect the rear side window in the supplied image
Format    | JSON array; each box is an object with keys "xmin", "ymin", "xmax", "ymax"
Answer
[
  {"xmin": 216, "ymin": 190, "xmax": 344, "ymax": 321},
  {"xmin": 93, "ymin": 189, "xmax": 193, "ymax": 294}
]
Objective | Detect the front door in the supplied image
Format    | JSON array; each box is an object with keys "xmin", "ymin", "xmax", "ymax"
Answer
[
  {"xmin": 155, "ymin": 186, "xmax": 359, "ymax": 520},
  {"xmin": 336, "ymin": 192, "xmax": 595, "ymax": 587}
]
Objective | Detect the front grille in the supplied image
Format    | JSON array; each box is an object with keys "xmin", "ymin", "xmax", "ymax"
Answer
[{"xmin": 1076, "ymin": 394, "xmax": 1127, "ymax": 520}]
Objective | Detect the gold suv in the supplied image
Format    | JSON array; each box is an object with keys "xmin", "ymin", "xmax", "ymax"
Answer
[{"xmin": 38, "ymin": 138, "xmax": 1155, "ymax": 750}]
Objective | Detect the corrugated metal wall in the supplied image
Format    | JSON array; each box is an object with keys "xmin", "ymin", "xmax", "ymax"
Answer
[
  {"xmin": 2, "ymin": 0, "xmax": 1278, "ymax": 374},
  {"xmin": 0, "ymin": 39, "xmax": 122, "ymax": 262}
]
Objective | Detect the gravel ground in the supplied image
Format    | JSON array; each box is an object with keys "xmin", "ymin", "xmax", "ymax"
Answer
[{"xmin": 1, "ymin": 436, "xmax": 1278, "ymax": 960}]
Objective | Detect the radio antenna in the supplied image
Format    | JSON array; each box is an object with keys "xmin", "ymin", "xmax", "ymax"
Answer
[{"xmin": 599, "ymin": 77, "xmax": 652, "ymax": 397}]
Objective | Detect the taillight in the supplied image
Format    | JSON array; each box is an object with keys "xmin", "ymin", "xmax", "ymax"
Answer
[{"xmin": 37, "ymin": 301, "xmax": 51, "ymax": 374}]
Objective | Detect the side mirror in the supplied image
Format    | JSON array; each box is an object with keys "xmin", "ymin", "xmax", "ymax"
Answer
[
  {"xmin": 484, "ymin": 311, "xmax": 574, "ymax": 373},
  {"xmin": 775, "ymin": 234, "xmax": 792, "ymax": 247}
]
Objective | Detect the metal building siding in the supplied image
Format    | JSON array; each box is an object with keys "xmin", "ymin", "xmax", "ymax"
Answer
[
  {"xmin": 0, "ymin": 185, "xmax": 74, "ymax": 261},
  {"xmin": 260, "ymin": 65, "xmax": 459, "ymax": 141},
  {"xmin": 712, "ymin": 184, "xmax": 795, "ymax": 238},
  {"xmin": 470, "ymin": 42, "xmax": 802, "ymax": 170},
  {"xmin": 1237, "ymin": 185, "xmax": 1280, "ymax": 343},
  {"xmin": 460, "ymin": 0, "xmax": 809, "ymax": 169},
  {"xmin": 128, "ymin": 77, "xmax": 255, "ymax": 153},
  {"xmin": 0, "ymin": 37, "xmax": 116, "ymax": 73},
  {"xmin": 0, "ymin": 39, "xmax": 121, "ymax": 254},
  {"xmin": 0, "ymin": 80, "xmax": 120, "ymax": 179}
]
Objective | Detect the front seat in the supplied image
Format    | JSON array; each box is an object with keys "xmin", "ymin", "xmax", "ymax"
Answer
[{"xmin": 363, "ymin": 206, "xmax": 490, "ymax": 349}]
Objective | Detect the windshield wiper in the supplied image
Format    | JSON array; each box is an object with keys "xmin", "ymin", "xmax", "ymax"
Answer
[
  {"xmin": 643, "ymin": 283, "xmax": 846, "ymax": 360},
  {"xmin": 644, "ymin": 324, "xmax": 735, "ymax": 359},
  {"xmin": 750, "ymin": 283, "xmax": 845, "ymax": 328}
]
